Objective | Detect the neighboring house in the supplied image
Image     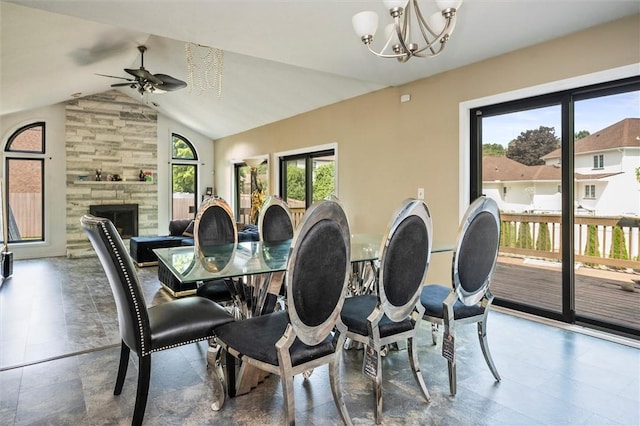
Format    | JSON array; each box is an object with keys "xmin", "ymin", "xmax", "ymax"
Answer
[{"xmin": 483, "ymin": 118, "xmax": 640, "ymax": 215}]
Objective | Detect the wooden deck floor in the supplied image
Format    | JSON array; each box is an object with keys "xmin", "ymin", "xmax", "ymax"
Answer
[{"xmin": 490, "ymin": 258, "xmax": 640, "ymax": 331}]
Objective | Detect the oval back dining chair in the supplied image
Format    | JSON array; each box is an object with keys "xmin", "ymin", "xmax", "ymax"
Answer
[
  {"xmin": 215, "ymin": 199, "xmax": 353, "ymax": 425},
  {"xmin": 194, "ymin": 196, "xmax": 238, "ymax": 248},
  {"xmin": 81, "ymin": 215, "xmax": 233, "ymax": 425},
  {"xmin": 419, "ymin": 195, "xmax": 501, "ymax": 396},
  {"xmin": 256, "ymin": 195, "xmax": 294, "ymax": 313},
  {"xmin": 258, "ymin": 195, "xmax": 294, "ymax": 242},
  {"xmin": 194, "ymin": 197, "xmax": 237, "ymax": 304},
  {"xmin": 340, "ymin": 198, "xmax": 432, "ymax": 424}
]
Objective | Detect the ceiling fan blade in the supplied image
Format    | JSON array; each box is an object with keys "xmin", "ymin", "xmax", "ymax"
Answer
[
  {"xmin": 153, "ymin": 74, "xmax": 187, "ymax": 91},
  {"xmin": 125, "ymin": 68, "xmax": 163, "ymax": 85},
  {"xmin": 96, "ymin": 73, "xmax": 133, "ymax": 81}
]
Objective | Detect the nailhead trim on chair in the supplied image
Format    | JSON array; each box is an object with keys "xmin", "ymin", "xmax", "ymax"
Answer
[
  {"xmin": 148, "ymin": 335, "xmax": 217, "ymax": 355},
  {"xmin": 99, "ymin": 220, "xmax": 147, "ymax": 357}
]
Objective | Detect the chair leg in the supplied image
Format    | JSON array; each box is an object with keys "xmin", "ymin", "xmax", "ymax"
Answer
[
  {"xmin": 477, "ymin": 321, "xmax": 501, "ymax": 382},
  {"xmin": 447, "ymin": 357, "xmax": 457, "ymax": 396},
  {"xmin": 209, "ymin": 359, "xmax": 226, "ymax": 412},
  {"xmin": 370, "ymin": 344, "xmax": 383, "ymax": 425},
  {"xmin": 431, "ymin": 323, "xmax": 438, "ymax": 345},
  {"xmin": 224, "ymin": 350, "xmax": 237, "ymax": 398},
  {"xmin": 407, "ymin": 337, "xmax": 430, "ymax": 402},
  {"xmin": 114, "ymin": 341, "xmax": 130, "ymax": 395},
  {"xmin": 133, "ymin": 355, "xmax": 151, "ymax": 426},
  {"xmin": 281, "ymin": 374, "xmax": 295, "ymax": 426},
  {"xmin": 329, "ymin": 351, "xmax": 353, "ymax": 426}
]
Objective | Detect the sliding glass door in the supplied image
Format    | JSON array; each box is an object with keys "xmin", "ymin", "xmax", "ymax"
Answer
[{"xmin": 471, "ymin": 77, "xmax": 640, "ymax": 337}]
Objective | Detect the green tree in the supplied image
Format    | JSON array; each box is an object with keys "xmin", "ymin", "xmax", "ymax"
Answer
[
  {"xmin": 313, "ymin": 163, "xmax": 335, "ymax": 201},
  {"xmin": 584, "ymin": 225, "xmax": 601, "ymax": 266},
  {"xmin": 482, "ymin": 143, "xmax": 506, "ymax": 157},
  {"xmin": 516, "ymin": 222, "xmax": 533, "ymax": 249},
  {"xmin": 500, "ymin": 221, "xmax": 516, "ymax": 248},
  {"xmin": 172, "ymin": 137, "xmax": 195, "ymax": 159},
  {"xmin": 172, "ymin": 164, "xmax": 195, "ymax": 193},
  {"xmin": 506, "ymin": 126, "xmax": 560, "ymax": 166},
  {"xmin": 535, "ymin": 222, "xmax": 552, "ymax": 252},
  {"xmin": 574, "ymin": 130, "xmax": 590, "ymax": 140},
  {"xmin": 609, "ymin": 226, "xmax": 629, "ymax": 260},
  {"xmin": 286, "ymin": 165, "xmax": 305, "ymax": 202}
]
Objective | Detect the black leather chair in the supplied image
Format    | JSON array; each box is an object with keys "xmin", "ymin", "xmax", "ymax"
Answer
[
  {"xmin": 80, "ymin": 214, "xmax": 234, "ymax": 425},
  {"xmin": 420, "ymin": 195, "xmax": 502, "ymax": 396},
  {"xmin": 215, "ymin": 199, "xmax": 353, "ymax": 425},
  {"xmin": 194, "ymin": 197, "xmax": 237, "ymax": 304},
  {"xmin": 340, "ymin": 198, "xmax": 432, "ymax": 424}
]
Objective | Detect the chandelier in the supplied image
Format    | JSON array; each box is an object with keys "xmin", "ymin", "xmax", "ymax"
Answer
[
  {"xmin": 352, "ymin": 0, "xmax": 462, "ymax": 63},
  {"xmin": 185, "ymin": 43, "xmax": 224, "ymax": 97}
]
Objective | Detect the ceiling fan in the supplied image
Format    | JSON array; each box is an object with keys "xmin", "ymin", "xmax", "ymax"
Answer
[{"xmin": 97, "ymin": 45, "xmax": 187, "ymax": 95}]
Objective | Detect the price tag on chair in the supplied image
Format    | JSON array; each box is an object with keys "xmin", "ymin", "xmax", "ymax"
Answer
[
  {"xmin": 362, "ymin": 340, "xmax": 379, "ymax": 379},
  {"xmin": 442, "ymin": 331, "xmax": 455, "ymax": 364}
]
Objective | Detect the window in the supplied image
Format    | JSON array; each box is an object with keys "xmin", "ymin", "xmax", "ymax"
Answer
[
  {"xmin": 171, "ymin": 134, "xmax": 198, "ymax": 220},
  {"xmin": 4, "ymin": 122, "xmax": 45, "ymax": 243},
  {"xmin": 280, "ymin": 149, "xmax": 335, "ymax": 210},
  {"xmin": 593, "ymin": 154, "xmax": 604, "ymax": 169},
  {"xmin": 584, "ymin": 184, "xmax": 596, "ymax": 199},
  {"xmin": 470, "ymin": 75, "xmax": 640, "ymax": 338}
]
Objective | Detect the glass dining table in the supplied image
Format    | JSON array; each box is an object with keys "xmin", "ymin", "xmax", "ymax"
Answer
[
  {"xmin": 153, "ymin": 233, "xmax": 384, "ymax": 286},
  {"xmin": 153, "ymin": 234, "xmax": 452, "ymax": 397}
]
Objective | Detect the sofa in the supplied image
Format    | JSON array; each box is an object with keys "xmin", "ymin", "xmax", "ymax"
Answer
[
  {"xmin": 129, "ymin": 219, "xmax": 195, "ymax": 267},
  {"xmin": 130, "ymin": 219, "xmax": 260, "ymax": 297},
  {"xmin": 130, "ymin": 219, "xmax": 260, "ymax": 267}
]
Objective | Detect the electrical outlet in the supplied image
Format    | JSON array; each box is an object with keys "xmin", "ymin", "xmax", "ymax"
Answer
[{"xmin": 417, "ymin": 188, "xmax": 424, "ymax": 199}]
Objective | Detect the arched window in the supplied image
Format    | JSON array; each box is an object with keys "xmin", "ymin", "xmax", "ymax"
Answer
[
  {"xmin": 171, "ymin": 134, "xmax": 198, "ymax": 220},
  {"xmin": 4, "ymin": 122, "xmax": 45, "ymax": 243}
]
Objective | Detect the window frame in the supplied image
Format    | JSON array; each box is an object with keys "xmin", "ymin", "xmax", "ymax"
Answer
[
  {"xmin": 3, "ymin": 122, "xmax": 46, "ymax": 243},
  {"xmin": 170, "ymin": 133, "xmax": 199, "ymax": 220},
  {"xmin": 279, "ymin": 148, "xmax": 336, "ymax": 210},
  {"xmin": 584, "ymin": 184, "xmax": 596, "ymax": 199},
  {"xmin": 466, "ymin": 71, "xmax": 640, "ymax": 338},
  {"xmin": 593, "ymin": 154, "xmax": 604, "ymax": 169}
]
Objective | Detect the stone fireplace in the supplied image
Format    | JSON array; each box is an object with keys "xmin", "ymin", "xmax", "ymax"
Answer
[
  {"xmin": 89, "ymin": 204, "xmax": 139, "ymax": 238},
  {"xmin": 65, "ymin": 91, "xmax": 158, "ymax": 257}
]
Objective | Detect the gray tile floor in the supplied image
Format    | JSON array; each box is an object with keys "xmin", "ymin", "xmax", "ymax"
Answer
[{"xmin": 1, "ymin": 256, "xmax": 639, "ymax": 425}]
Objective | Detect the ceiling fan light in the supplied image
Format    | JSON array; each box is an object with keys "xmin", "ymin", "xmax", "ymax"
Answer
[{"xmin": 352, "ymin": 11, "xmax": 379, "ymax": 39}]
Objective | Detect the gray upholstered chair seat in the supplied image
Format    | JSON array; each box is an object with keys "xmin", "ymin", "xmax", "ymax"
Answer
[
  {"xmin": 420, "ymin": 285, "xmax": 484, "ymax": 320},
  {"xmin": 341, "ymin": 294, "xmax": 413, "ymax": 338},
  {"xmin": 215, "ymin": 310, "xmax": 336, "ymax": 367},
  {"xmin": 148, "ymin": 297, "xmax": 233, "ymax": 352}
]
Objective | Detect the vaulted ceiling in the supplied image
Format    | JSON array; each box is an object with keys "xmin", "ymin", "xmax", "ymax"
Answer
[{"xmin": 2, "ymin": 1, "xmax": 638, "ymax": 140}]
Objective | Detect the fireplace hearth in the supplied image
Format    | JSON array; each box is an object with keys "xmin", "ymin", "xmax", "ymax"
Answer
[{"xmin": 89, "ymin": 204, "xmax": 139, "ymax": 238}]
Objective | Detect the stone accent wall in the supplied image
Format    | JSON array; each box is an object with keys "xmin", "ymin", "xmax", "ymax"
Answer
[{"xmin": 66, "ymin": 91, "xmax": 158, "ymax": 257}]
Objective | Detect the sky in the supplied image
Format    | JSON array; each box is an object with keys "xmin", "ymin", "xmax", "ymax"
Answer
[{"xmin": 482, "ymin": 91, "xmax": 640, "ymax": 147}]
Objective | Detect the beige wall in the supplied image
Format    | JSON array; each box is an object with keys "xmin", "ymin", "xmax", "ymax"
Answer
[{"xmin": 214, "ymin": 15, "xmax": 639, "ymax": 283}]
